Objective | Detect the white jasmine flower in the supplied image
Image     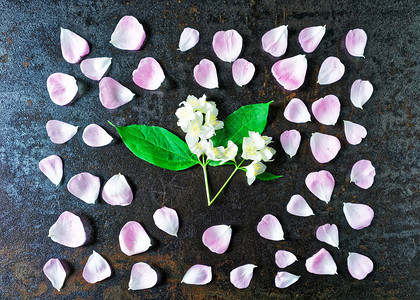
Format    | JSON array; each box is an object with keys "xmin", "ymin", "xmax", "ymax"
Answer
[{"xmin": 244, "ymin": 161, "xmax": 266, "ymax": 185}]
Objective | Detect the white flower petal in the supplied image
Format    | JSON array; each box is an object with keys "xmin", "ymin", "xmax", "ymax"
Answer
[
  {"xmin": 230, "ymin": 264, "xmax": 257, "ymax": 289},
  {"xmin": 298, "ymin": 25, "xmax": 326, "ymax": 53},
  {"xmin": 275, "ymin": 272, "xmax": 300, "ymax": 288},
  {"xmin": 60, "ymin": 28, "xmax": 89, "ymax": 64},
  {"xmin": 128, "ymin": 262, "xmax": 158, "ymax": 290},
  {"xmin": 257, "ymin": 214, "xmax": 284, "ymax": 241},
  {"xmin": 305, "ymin": 170, "xmax": 335, "ymax": 204},
  {"xmin": 99, "ymin": 77, "xmax": 135, "ymax": 109},
  {"xmin": 67, "ymin": 172, "xmax": 100, "ymax": 204},
  {"xmin": 43, "ymin": 258, "xmax": 67, "ymax": 291},
  {"xmin": 232, "ymin": 58, "xmax": 255, "ymax": 87},
  {"xmin": 316, "ymin": 224, "xmax": 339, "ymax": 248},
  {"xmin": 80, "ymin": 57, "xmax": 112, "ymax": 81},
  {"xmin": 347, "ymin": 252, "xmax": 373, "ymax": 280},
  {"xmin": 212, "ymin": 30, "xmax": 243, "ymax": 62},
  {"xmin": 132, "ymin": 57, "xmax": 165, "ymax": 90},
  {"xmin": 153, "ymin": 206, "xmax": 179, "ymax": 237},
  {"xmin": 119, "ymin": 221, "xmax": 151, "ymax": 256},
  {"xmin": 284, "ymin": 98, "xmax": 311, "ymax": 123},
  {"xmin": 202, "ymin": 224, "xmax": 232, "ymax": 254},
  {"xmin": 48, "ymin": 211, "xmax": 87, "ymax": 248},
  {"xmin": 275, "ymin": 250, "xmax": 298, "ymax": 268},
  {"xmin": 305, "ymin": 248, "xmax": 337, "ymax": 275},
  {"xmin": 271, "ymin": 54, "xmax": 307, "ymax": 90},
  {"xmin": 343, "ymin": 120, "xmax": 367, "ymax": 145},
  {"xmin": 311, "ymin": 95, "xmax": 341, "ymax": 125},
  {"xmin": 178, "ymin": 27, "xmax": 199, "ymax": 51},
  {"xmin": 346, "ymin": 29, "xmax": 367, "ymax": 58},
  {"xmin": 286, "ymin": 194, "xmax": 314, "ymax": 217},
  {"xmin": 82, "ymin": 124, "xmax": 113, "ymax": 147},
  {"xmin": 280, "ymin": 129, "xmax": 301, "ymax": 158},
  {"xmin": 350, "ymin": 160, "xmax": 376, "ymax": 189},
  {"xmin": 310, "ymin": 132, "xmax": 341, "ymax": 164},
  {"xmin": 46, "ymin": 120, "xmax": 78, "ymax": 144},
  {"xmin": 317, "ymin": 56, "xmax": 345, "ymax": 85},
  {"xmin": 193, "ymin": 59, "xmax": 219, "ymax": 89},
  {"xmin": 39, "ymin": 155, "xmax": 63, "ymax": 186},
  {"xmin": 343, "ymin": 203, "xmax": 374, "ymax": 230},
  {"xmin": 102, "ymin": 174, "xmax": 133, "ymax": 206},
  {"xmin": 350, "ymin": 79, "xmax": 373, "ymax": 109},
  {"xmin": 182, "ymin": 265, "xmax": 212, "ymax": 285},
  {"xmin": 47, "ymin": 73, "xmax": 78, "ymax": 106},
  {"xmin": 262, "ymin": 25, "xmax": 288, "ymax": 57},
  {"xmin": 110, "ymin": 16, "xmax": 146, "ymax": 50},
  {"xmin": 82, "ymin": 251, "xmax": 112, "ymax": 284}
]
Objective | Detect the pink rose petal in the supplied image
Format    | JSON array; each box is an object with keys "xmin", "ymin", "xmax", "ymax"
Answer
[
  {"xmin": 286, "ymin": 194, "xmax": 314, "ymax": 217},
  {"xmin": 128, "ymin": 262, "xmax": 158, "ymax": 290},
  {"xmin": 343, "ymin": 120, "xmax": 367, "ymax": 145},
  {"xmin": 80, "ymin": 57, "xmax": 112, "ymax": 81},
  {"xmin": 82, "ymin": 124, "xmax": 113, "ymax": 147},
  {"xmin": 119, "ymin": 221, "xmax": 151, "ymax": 256},
  {"xmin": 60, "ymin": 28, "xmax": 89, "ymax": 64},
  {"xmin": 182, "ymin": 264, "xmax": 212, "ymax": 285},
  {"xmin": 47, "ymin": 73, "xmax": 78, "ymax": 106},
  {"xmin": 99, "ymin": 77, "xmax": 135, "ymax": 109},
  {"xmin": 305, "ymin": 170, "xmax": 335, "ymax": 204},
  {"xmin": 232, "ymin": 58, "xmax": 255, "ymax": 87},
  {"xmin": 230, "ymin": 264, "xmax": 257, "ymax": 289},
  {"xmin": 110, "ymin": 16, "xmax": 146, "ymax": 50},
  {"xmin": 271, "ymin": 54, "xmax": 307, "ymax": 90},
  {"xmin": 193, "ymin": 59, "xmax": 219, "ymax": 89},
  {"xmin": 298, "ymin": 25, "xmax": 326, "ymax": 53},
  {"xmin": 347, "ymin": 252, "xmax": 373, "ymax": 280},
  {"xmin": 317, "ymin": 56, "xmax": 345, "ymax": 85},
  {"xmin": 102, "ymin": 174, "xmax": 133, "ymax": 206},
  {"xmin": 346, "ymin": 29, "xmax": 367, "ymax": 58},
  {"xmin": 311, "ymin": 95, "xmax": 341, "ymax": 125},
  {"xmin": 48, "ymin": 211, "xmax": 87, "ymax": 248},
  {"xmin": 280, "ymin": 129, "xmax": 301, "ymax": 158},
  {"xmin": 316, "ymin": 224, "xmax": 339, "ymax": 248},
  {"xmin": 46, "ymin": 120, "xmax": 78, "ymax": 144},
  {"xmin": 305, "ymin": 248, "xmax": 337, "ymax": 275},
  {"xmin": 350, "ymin": 79, "xmax": 373, "ymax": 109},
  {"xmin": 261, "ymin": 25, "xmax": 288, "ymax": 57},
  {"xmin": 275, "ymin": 250, "xmax": 298, "ymax": 268},
  {"xmin": 153, "ymin": 206, "xmax": 179, "ymax": 237},
  {"xmin": 212, "ymin": 30, "xmax": 243, "ymax": 62},
  {"xmin": 39, "ymin": 155, "xmax": 63, "ymax": 186},
  {"xmin": 202, "ymin": 224, "xmax": 232, "ymax": 254},
  {"xmin": 67, "ymin": 172, "xmax": 100, "ymax": 204},
  {"xmin": 82, "ymin": 251, "xmax": 112, "ymax": 284},
  {"xmin": 350, "ymin": 160, "xmax": 376, "ymax": 189},
  {"xmin": 178, "ymin": 27, "xmax": 199, "ymax": 52},
  {"xmin": 284, "ymin": 98, "xmax": 311, "ymax": 123},
  {"xmin": 132, "ymin": 57, "xmax": 165, "ymax": 90},
  {"xmin": 310, "ymin": 132, "xmax": 341, "ymax": 164},
  {"xmin": 275, "ymin": 272, "xmax": 300, "ymax": 288},
  {"xmin": 343, "ymin": 203, "xmax": 374, "ymax": 230},
  {"xmin": 257, "ymin": 214, "xmax": 284, "ymax": 241},
  {"xmin": 43, "ymin": 258, "xmax": 67, "ymax": 291}
]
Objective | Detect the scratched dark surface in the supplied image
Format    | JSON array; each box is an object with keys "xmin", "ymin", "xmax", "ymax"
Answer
[{"xmin": 0, "ymin": 0, "xmax": 419, "ymax": 299}]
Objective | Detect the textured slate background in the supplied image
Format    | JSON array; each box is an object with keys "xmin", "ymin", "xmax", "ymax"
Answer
[{"xmin": 0, "ymin": 0, "xmax": 419, "ymax": 299}]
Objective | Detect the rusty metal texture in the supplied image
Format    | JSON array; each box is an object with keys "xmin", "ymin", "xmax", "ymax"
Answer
[{"xmin": 0, "ymin": 0, "xmax": 419, "ymax": 299}]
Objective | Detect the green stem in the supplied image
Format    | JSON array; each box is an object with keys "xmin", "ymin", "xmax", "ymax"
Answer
[{"xmin": 201, "ymin": 156, "xmax": 211, "ymax": 205}]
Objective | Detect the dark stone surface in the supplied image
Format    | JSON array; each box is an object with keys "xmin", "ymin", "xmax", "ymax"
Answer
[{"xmin": 0, "ymin": 0, "xmax": 419, "ymax": 299}]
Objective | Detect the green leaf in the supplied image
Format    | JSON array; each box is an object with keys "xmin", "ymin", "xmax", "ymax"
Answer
[
  {"xmin": 256, "ymin": 172, "xmax": 283, "ymax": 181},
  {"xmin": 208, "ymin": 160, "xmax": 235, "ymax": 167},
  {"xmin": 114, "ymin": 124, "xmax": 198, "ymax": 171},
  {"xmin": 211, "ymin": 102, "xmax": 272, "ymax": 151}
]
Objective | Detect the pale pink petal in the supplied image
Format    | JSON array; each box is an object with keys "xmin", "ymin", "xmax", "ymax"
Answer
[
  {"xmin": 343, "ymin": 203, "xmax": 374, "ymax": 230},
  {"xmin": 39, "ymin": 155, "xmax": 63, "ymax": 186},
  {"xmin": 317, "ymin": 56, "xmax": 345, "ymax": 85},
  {"xmin": 46, "ymin": 120, "xmax": 78, "ymax": 144},
  {"xmin": 102, "ymin": 174, "xmax": 133, "ymax": 206},
  {"xmin": 275, "ymin": 250, "xmax": 298, "ymax": 268},
  {"xmin": 67, "ymin": 172, "xmax": 100, "ymax": 204},
  {"xmin": 182, "ymin": 265, "xmax": 212, "ymax": 285},
  {"xmin": 311, "ymin": 95, "xmax": 341, "ymax": 125},
  {"xmin": 350, "ymin": 79, "xmax": 373, "ymax": 109},
  {"xmin": 153, "ymin": 206, "xmax": 179, "ymax": 237},
  {"xmin": 298, "ymin": 25, "xmax": 326, "ymax": 53},
  {"xmin": 99, "ymin": 77, "xmax": 135, "ymax": 109},
  {"xmin": 347, "ymin": 252, "xmax": 373, "ymax": 280},
  {"xmin": 316, "ymin": 224, "xmax": 339, "ymax": 248},
  {"xmin": 280, "ymin": 129, "xmax": 301, "ymax": 158},
  {"xmin": 283, "ymin": 98, "xmax": 311, "ymax": 123},
  {"xmin": 132, "ymin": 57, "xmax": 165, "ymax": 90},
  {"xmin": 178, "ymin": 27, "xmax": 199, "ymax": 51},
  {"xmin": 271, "ymin": 55, "xmax": 307, "ymax": 90},
  {"xmin": 202, "ymin": 224, "xmax": 232, "ymax": 254},
  {"xmin": 346, "ymin": 29, "xmax": 367, "ymax": 58},
  {"xmin": 275, "ymin": 272, "xmax": 300, "ymax": 288},
  {"xmin": 82, "ymin": 124, "xmax": 113, "ymax": 147},
  {"xmin": 232, "ymin": 58, "xmax": 255, "ymax": 87},
  {"xmin": 60, "ymin": 28, "xmax": 89, "ymax": 64},
  {"xmin": 119, "ymin": 221, "xmax": 151, "ymax": 256},
  {"xmin": 48, "ymin": 211, "xmax": 87, "ymax": 248},
  {"xmin": 257, "ymin": 214, "xmax": 284, "ymax": 241},
  {"xmin": 193, "ymin": 59, "xmax": 219, "ymax": 89},
  {"xmin": 82, "ymin": 251, "xmax": 112, "ymax": 284},
  {"xmin": 43, "ymin": 258, "xmax": 67, "ymax": 291},
  {"xmin": 350, "ymin": 160, "xmax": 376, "ymax": 189},
  {"xmin": 110, "ymin": 16, "xmax": 146, "ymax": 50},
  {"xmin": 287, "ymin": 194, "xmax": 314, "ymax": 217},
  {"xmin": 305, "ymin": 248, "xmax": 337, "ymax": 275},
  {"xmin": 47, "ymin": 73, "xmax": 78, "ymax": 106},
  {"xmin": 305, "ymin": 170, "xmax": 335, "ymax": 204},
  {"xmin": 230, "ymin": 264, "xmax": 257, "ymax": 289},
  {"xmin": 261, "ymin": 25, "xmax": 288, "ymax": 57},
  {"xmin": 128, "ymin": 262, "xmax": 158, "ymax": 290},
  {"xmin": 80, "ymin": 57, "xmax": 112, "ymax": 81},
  {"xmin": 343, "ymin": 120, "xmax": 367, "ymax": 145},
  {"xmin": 310, "ymin": 132, "xmax": 341, "ymax": 164},
  {"xmin": 212, "ymin": 30, "xmax": 243, "ymax": 62}
]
